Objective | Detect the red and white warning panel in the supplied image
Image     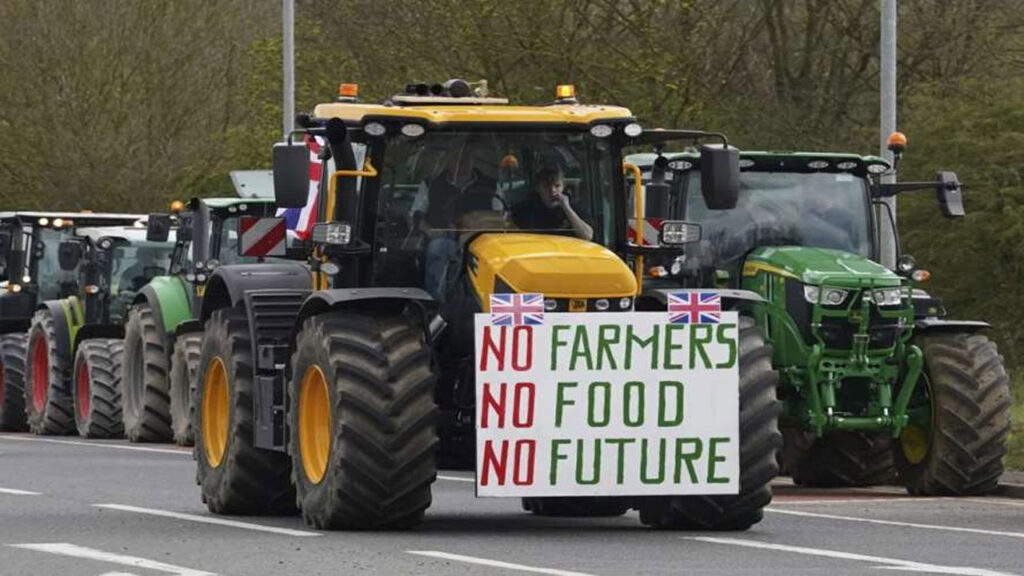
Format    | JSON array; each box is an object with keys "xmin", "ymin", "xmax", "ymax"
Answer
[
  {"xmin": 239, "ymin": 217, "xmax": 287, "ymax": 257},
  {"xmin": 627, "ymin": 217, "xmax": 663, "ymax": 246}
]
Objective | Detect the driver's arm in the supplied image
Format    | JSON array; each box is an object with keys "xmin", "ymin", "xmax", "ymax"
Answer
[{"xmin": 559, "ymin": 195, "xmax": 593, "ymax": 241}]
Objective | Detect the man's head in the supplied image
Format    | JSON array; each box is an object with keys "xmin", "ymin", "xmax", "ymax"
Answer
[{"xmin": 534, "ymin": 163, "xmax": 565, "ymax": 208}]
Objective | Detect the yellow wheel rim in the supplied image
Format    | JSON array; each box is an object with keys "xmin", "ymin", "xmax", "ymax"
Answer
[
  {"xmin": 901, "ymin": 425, "xmax": 929, "ymax": 465},
  {"xmin": 299, "ymin": 365, "xmax": 331, "ymax": 484},
  {"xmin": 203, "ymin": 357, "xmax": 229, "ymax": 468}
]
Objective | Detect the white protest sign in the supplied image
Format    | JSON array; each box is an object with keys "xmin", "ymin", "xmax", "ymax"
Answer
[{"xmin": 474, "ymin": 311, "xmax": 740, "ymax": 497}]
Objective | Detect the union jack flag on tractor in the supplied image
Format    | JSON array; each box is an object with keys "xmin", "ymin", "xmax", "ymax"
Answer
[
  {"xmin": 490, "ymin": 293, "xmax": 545, "ymax": 326},
  {"xmin": 667, "ymin": 291, "xmax": 722, "ymax": 324}
]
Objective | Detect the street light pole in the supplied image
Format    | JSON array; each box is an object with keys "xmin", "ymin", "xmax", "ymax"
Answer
[
  {"xmin": 282, "ymin": 0, "xmax": 295, "ymax": 139},
  {"xmin": 879, "ymin": 0, "xmax": 897, "ymax": 267}
]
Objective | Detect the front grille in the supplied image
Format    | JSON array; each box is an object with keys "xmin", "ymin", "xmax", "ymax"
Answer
[
  {"xmin": 785, "ymin": 279, "xmax": 906, "ymax": 351},
  {"xmin": 244, "ymin": 290, "xmax": 306, "ymax": 348}
]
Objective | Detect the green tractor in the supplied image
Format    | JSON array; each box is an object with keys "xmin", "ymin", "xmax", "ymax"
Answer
[
  {"xmin": 0, "ymin": 212, "xmax": 145, "ymax": 431},
  {"xmin": 625, "ymin": 140, "xmax": 1012, "ymax": 494},
  {"xmin": 25, "ymin": 224, "xmax": 175, "ymax": 436},
  {"xmin": 121, "ymin": 197, "xmax": 280, "ymax": 445}
]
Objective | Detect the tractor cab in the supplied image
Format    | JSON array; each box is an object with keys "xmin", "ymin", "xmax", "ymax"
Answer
[{"xmin": 0, "ymin": 212, "xmax": 146, "ymax": 334}]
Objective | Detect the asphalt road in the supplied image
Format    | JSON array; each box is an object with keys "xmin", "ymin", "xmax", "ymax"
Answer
[{"xmin": 0, "ymin": 433, "xmax": 1022, "ymax": 576}]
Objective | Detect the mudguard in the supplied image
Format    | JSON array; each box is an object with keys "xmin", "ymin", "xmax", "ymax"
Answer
[
  {"xmin": 134, "ymin": 276, "xmax": 192, "ymax": 339},
  {"xmin": 200, "ymin": 262, "xmax": 311, "ymax": 322},
  {"xmin": 173, "ymin": 319, "xmax": 203, "ymax": 337},
  {"xmin": 914, "ymin": 318, "xmax": 990, "ymax": 333},
  {"xmin": 638, "ymin": 288, "xmax": 765, "ymax": 311},
  {"xmin": 36, "ymin": 298, "xmax": 83, "ymax": 366},
  {"xmin": 73, "ymin": 323, "xmax": 124, "ymax": 355},
  {"xmin": 296, "ymin": 287, "xmax": 436, "ymax": 326},
  {"xmin": 0, "ymin": 318, "xmax": 31, "ymax": 335}
]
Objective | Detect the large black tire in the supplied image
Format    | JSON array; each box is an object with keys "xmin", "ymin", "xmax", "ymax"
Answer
[
  {"xmin": 72, "ymin": 338, "xmax": 125, "ymax": 438},
  {"xmin": 169, "ymin": 333, "xmax": 202, "ymax": 446},
  {"xmin": 522, "ymin": 497, "xmax": 631, "ymax": 517},
  {"xmin": 122, "ymin": 304, "xmax": 173, "ymax": 442},
  {"xmin": 0, "ymin": 334, "xmax": 28, "ymax": 431},
  {"xmin": 895, "ymin": 332, "xmax": 1012, "ymax": 495},
  {"xmin": 637, "ymin": 316, "xmax": 781, "ymax": 530},
  {"xmin": 195, "ymin": 306, "xmax": 294, "ymax": 514},
  {"xmin": 23, "ymin": 310, "xmax": 74, "ymax": 435},
  {"xmin": 783, "ymin": 429, "xmax": 895, "ymax": 488},
  {"xmin": 288, "ymin": 310, "xmax": 438, "ymax": 530}
]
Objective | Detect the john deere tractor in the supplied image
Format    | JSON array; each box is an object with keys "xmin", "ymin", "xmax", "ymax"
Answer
[
  {"xmin": 190, "ymin": 80, "xmax": 781, "ymax": 531},
  {"xmin": 0, "ymin": 212, "xmax": 145, "ymax": 431},
  {"xmin": 625, "ymin": 140, "xmax": 1012, "ymax": 494},
  {"xmin": 24, "ymin": 224, "xmax": 175, "ymax": 436},
  {"xmin": 121, "ymin": 197, "xmax": 279, "ymax": 445}
]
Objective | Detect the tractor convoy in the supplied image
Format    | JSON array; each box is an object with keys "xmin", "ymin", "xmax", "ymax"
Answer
[{"xmin": 0, "ymin": 81, "xmax": 1013, "ymax": 532}]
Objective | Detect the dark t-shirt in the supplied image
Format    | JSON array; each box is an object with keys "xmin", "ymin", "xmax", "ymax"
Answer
[{"xmin": 511, "ymin": 193, "xmax": 589, "ymax": 235}]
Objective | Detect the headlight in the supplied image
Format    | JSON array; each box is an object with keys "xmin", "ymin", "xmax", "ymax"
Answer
[
  {"xmin": 312, "ymin": 222, "xmax": 352, "ymax": 246},
  {"xmin": 594, "ymin": 298, "xmax": 610, "ymax": 311},
  {"xmin": 544, "ymin": 298, "xmax": 558, "ymax": 311},
  {"xmin": 804, "ymin": 285, "xmax": 848, "ymax": 306},
  {"xmin": 660, "ymin": 221, "xmax": 702, "ymax": 245},
  {"xmin": 870, "ymin": 288, "xmax": 904, "ymax": 307},
  {"xmin": 618, "ymin": 297, "xmax": 632, "ymax": 310}
]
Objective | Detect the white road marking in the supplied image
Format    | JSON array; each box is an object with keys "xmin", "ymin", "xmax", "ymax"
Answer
[
  {"xmin": 772, "ymin": 497, "xmax": 943, "ymax": 506},
  {"xmin": 437, "ymin": 474, "xmax": 475, "ymax": 483},
  {"xmin": 768, "ymin": 508, "xmax": 1024, "ymax": 539},
  {"xmin": 0, "ymin": 435, "xmax": 189, "ymax": 455},
  {"xmin": 0, "ymin": 487, "xmax": 42, "ymax": 495},
  {"xmin": 8, "ymin": 543, "xmax": 216, "ymax": 576},
  {"xmin": 94, "ymin": 504, "xmax": 321, "ymax": 537},
  {"xmin": 408, "ymin": 551, "xmax": 596, "ymax": 576},
  {"xmin": 688, "ymin": 537, "xmax": 1016, "ymax": 576}
]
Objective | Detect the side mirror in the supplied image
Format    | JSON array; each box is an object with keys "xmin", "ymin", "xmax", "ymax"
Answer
[
  {"xmin": 645, "ymin": 182, "xmax": 672, "ymax": 218},
  {"xmin": 699, "ymin": 145, "xmax": 739, "ymax": 210},
  {"xmin": 58, "ymin": 241, "xmax": 83, "ymax": 271},
  {"xmin": 273, "ymin": 142, "xmax": 311, "ymax": 208},
  {"xmin": 936, "ymin": 171, "xmax": 964, "ymax": 217},
  {"xmin": 177, "ymin": 214, "xmax": 194, "ymax": 242},
  {"xmin": 147, "ymin": 213, "xmax": 172, "ymax": 242}
]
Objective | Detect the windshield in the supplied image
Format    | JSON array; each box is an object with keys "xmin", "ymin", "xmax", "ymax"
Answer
[
  {"xmin": 681, "ymin": 170, "xmax": 872, "ymax": 271},
  {"xmin": 370, "ymin": 130, "xmax": 616, "ymax": 287},
  {"xmin": 33, "ymin": 227, "xmax": 77, "ymax": 300},
  {"xmin": 109, "ymin": 241, "xmax": 175, "ymax": 293}
]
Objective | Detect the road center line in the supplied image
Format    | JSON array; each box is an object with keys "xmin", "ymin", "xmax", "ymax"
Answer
[
  {"xmin": 94, "ymin": 504, "xmax": 321, "ymax": 537},
  {"xmin": 8, "ymin": 543, "xmax": 216, "ymax": 576},
  {"xmin": 0, "ymin": 435, "xmax": 190, "ymax": 455},
  {"xmin": 407, "ymin": 551, "xmax": 595, "ymax": 576},
  {"xmin": 688, "ymin": 537, "xmax": 1016, "ymax": 576},
  {"xmin": 437, "ymin": 475, "xmax": 475, "ymax": 483},
  {"xmin": 768, "ymin": 508, "xmax": 1024, "ymax": 539},
  {"xmin": 0, "ymin": 487, "xmax": 42, "ymax": 495}
]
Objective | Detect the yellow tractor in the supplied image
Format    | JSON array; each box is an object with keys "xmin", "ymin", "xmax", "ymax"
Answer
[{"xmin": 193, "ymin": 80, "xmax": 781, "ymax": 530}]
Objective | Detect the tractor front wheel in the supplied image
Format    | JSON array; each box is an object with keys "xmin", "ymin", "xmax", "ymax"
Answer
[
  {"xmin": 895, "ymin": 332, "xmax": 1011, "ymax": 495},
  {"xmin": 122, "ymin": 304, "xmax": 172, "ymax": 442},
  {"xmin": 72, "ymin": 339, "xmax": 125, "ymax": 438},
  {"xmin": 0, "ymin": 334, "xmax": 28, "ymax": 431},
  {"xmin": 783, "ymin": 430, "xmax": 895, "ymax": 488},
  {"xmin": 24, "ymin": 310, "xmax": 74, "ymax": 435},
  {"xmin": 637, "ymin": 316, "xmax": 781, "ymax": 530},
  {"xmin": 288, "ymin": 310, "xmax": 438, "ymax": 530},
  {"xmin": 194, "ymin": 306, "xmax": 294, "ymax": 514},
  {"xmin": 169, "ymin": 333, "xmax": 202, "ymax": 446}
]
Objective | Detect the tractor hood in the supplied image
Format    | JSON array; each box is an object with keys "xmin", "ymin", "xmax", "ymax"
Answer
[
  {"xmin": 743, "ymin": 246, "xmax": 901, "ymax": 289},
  {"xmin": 468, "ymin": 233, "xmax": 637, "ymax": 298}
]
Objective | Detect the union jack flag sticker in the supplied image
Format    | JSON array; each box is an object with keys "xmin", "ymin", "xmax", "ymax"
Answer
[
  {"xmin": 490, "ymin": 293, "xmax": 545, "ymax": 326},
  {"xmin": 667, "ymin": 291, "xmax": 722, "ymax": 324}
]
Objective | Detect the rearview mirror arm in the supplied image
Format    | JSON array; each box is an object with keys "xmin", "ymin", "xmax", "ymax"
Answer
[{"xmin": 872, "ymin": 180, "xmax": 959, "ymax": 198}]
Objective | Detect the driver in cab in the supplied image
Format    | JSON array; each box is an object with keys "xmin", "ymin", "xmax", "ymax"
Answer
[{"xmin": 512, "ymin": 163, "xmax": 593, "ymax": 241}]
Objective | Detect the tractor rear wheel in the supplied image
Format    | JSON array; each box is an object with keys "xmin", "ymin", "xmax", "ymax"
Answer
[
  {"xmin": 288, "ymin": 310, "xmax": 438, "ymax": 530},
  {"xmin": 169, "ymin": 333, "xmax": 202, "ymax": 446},
  {"xmin": 895, "ymin": 332, "xmax": 1011, "ymax": 495},
  {"xmin": 0, "ymin": 334, "xmax": 28, "ymax": 431},
  {"xmin": 521, "ymin": 497, "xmax": 630, "ymax": 517},
  {"xmin": 195, "ymin": 306, "xmax": 294, "ymax": 514},
  {"xmin": 24, "ymin": 310, "xmax": 74, "ymax": 435},
  {"xmin": 122, "ymin": 304, "xmax": 172, "ymax": 442},
  {"xmin": 637, "ymin": 316, "xmax": 780, "ymax": 530},
  {"xmin": 72, "ymin": 338, "xmax": 125, "ymax": 438},
  {"xmin": 783, "ymin": 429, "xmax": 895, "ymax": 488}
]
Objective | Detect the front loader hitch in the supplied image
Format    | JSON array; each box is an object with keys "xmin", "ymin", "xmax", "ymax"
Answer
[{"xmin": 890, "ymin": 343, "xmax": 923, "ymax": 437}]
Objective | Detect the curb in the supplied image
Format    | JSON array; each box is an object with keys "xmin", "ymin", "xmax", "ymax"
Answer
[{"xmin": 996, "ymin": 483, "xmax": 1024, "ymax": 499}]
